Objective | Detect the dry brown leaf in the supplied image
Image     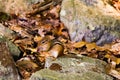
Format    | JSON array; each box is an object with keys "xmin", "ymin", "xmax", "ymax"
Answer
[
  {"xmin": 58, "ymin": 37, "xmax": 68, "ymax": 43},
  {"xmin": 105, "ymin": 54, "xmax": 111, "ymax": 59},
  {"xmin": 72, "ymin": 41, "xmax": 86, "ymax": 48},
  {"xmin": 59, "ymin": 25, "xmax": 69, "ymax": 39},
  {"xmin": 10, "ymin": 25, "xmax": 23, "ymax": 32},
  {"xmin": 26, "ymin": 48, "xmax": 37, "ymax": 53},
  {"xmin": 109, "ymin": 55, "xmax": 117, "ymax": 62},
  {"xmin": 105, "ymin": 54, "xmax": 120, "ymax": 65},
  {"xmin": 38, "ymin": 24, "xmax": 52, "ymax": 37},
  {"xmin": 34, "ymin": 35, "xmax": 42, "ymax": 42},
  {"xmin": 112, "ymin": 0, "xmax": 120, "ymax": 13},
  {"xmin": 95, "ymin": 43, "xmax": 113, "ymax": 52},
  {"xmin": 10, "ymin": 25, "xmax": 32, "ymax": 38},
  {"xmin": 96, "ymin": 46, "xmax": 106, "ymax": 51},
  {"xmin": 103, "ymin": 44, "xmax": 112, "ymax": 50},
  {"xmin": 86, "ymin": 43, "xmax": 96, "ymax": 51},
  {"xmin": 16, "ymin": 59, "xmax": 39, "ymax": 79},
  {"xmin": 49, "ymin": 5, "xmax": 61, "ymax": 18},
  {"xmin": 57, "ymin": 23, "xmax": 66, "ymax": 35},
  {"xmin": 111, "ymin": 43, "xmax": 120, "ymax": 52},
  {"xmin": 110, "ymin": 43, "xmax": 120, "ymax": 55},
  {"xmin": 14, "ymin": 38, "xmax": 33, "ymax": 45}
]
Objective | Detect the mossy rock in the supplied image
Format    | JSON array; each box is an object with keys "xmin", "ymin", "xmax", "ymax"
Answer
[{"xmin": 30, "ymin": 54, "xmax": 113, "ymax": 80}]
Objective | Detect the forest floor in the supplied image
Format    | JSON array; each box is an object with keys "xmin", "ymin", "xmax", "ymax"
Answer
[{"xmin": 0, "ymin": 0, "xmax": 120, "ymax": 79}]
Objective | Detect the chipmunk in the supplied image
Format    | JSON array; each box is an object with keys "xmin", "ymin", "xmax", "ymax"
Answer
[
  {"xmin": 37, "ymin": 36, "xmax": 64, "ymax": 68},
  {"xmin": 37, "ymin": 36, "xmax": 64, "ymax": 58}
]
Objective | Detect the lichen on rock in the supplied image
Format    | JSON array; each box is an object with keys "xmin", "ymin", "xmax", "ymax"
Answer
[
  {"xmin": 0, "ymin": 42, "xmax": 21, "ymax": 80},
  {"xmin": 30, "ymin": 54, "xmax": 113, "ymax": 80},
  {"xmin": 60, "ymin": 0, "xmax": 120, "ymax": 45}
]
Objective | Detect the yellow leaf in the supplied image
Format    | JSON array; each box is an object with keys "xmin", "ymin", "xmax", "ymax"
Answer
[
  {"xmin": 96, "ymin": 46, "xmax": 106, "ymax": 51},
  {"xmin": 27, "ymin": 48, "xmax": 37, "ymax": 52},
  {"xmin": 72, "ymin": 41, "xmax": 86, "ymax": 48},
  {"xmin": 103, "ymin": 44, "xmax": 112, "ymax": 49},
  {"xmin": 86, "ymin": 43, "xmax": 96, "ymax": 51},
  {"xmin": 116, "ymin": 58, "xmax": 120, "ymax": 64},
  {"xmin": 105, "ymin": 54, "xmax": 110, "ymax": 58}
]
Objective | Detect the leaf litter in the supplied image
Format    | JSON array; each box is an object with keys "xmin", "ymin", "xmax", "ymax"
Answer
[{"xmin": 0, "ymin": 0, "xmax": 120, "ymax": 79}]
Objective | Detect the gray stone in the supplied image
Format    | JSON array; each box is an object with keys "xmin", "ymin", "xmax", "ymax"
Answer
[
  {"xmin": 0, "ymin": 42, "xmax": 21, "ymax": 80},
  {"xmin": 0, "ymin": 0, "xmax": 39, "ymax": 15},
  {"xmin": 0, "ymin": 24, "xmax": 20, "ymax": 60},
  {"xmin": 0, "ymin": 0, "xmax": 60, "ymax": 16},
  {"xmin": 0, "ymin": 24, "xmax": 21, "ymax": 60},
  {"xmin": 60, "ymin": 0, "xmax": 120, "ymax": 45},
  {"xmin": 0, "ymin": 24, "xmax": 16, "ymax": 39},
  {"xmin": 0, "ymin": 36, "xmax": 21, "ymax": 61},
  {"xmin": 30, "ymin": 54, "xmax": 113, "ymax": 80}
]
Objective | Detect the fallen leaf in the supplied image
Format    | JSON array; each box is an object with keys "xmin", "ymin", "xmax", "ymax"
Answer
[
  {"xmin": 112, "ymin": 0, "xmax": 120, "ymax": 13},
  {"xmin": 105, "ymin": 54, "xmax": 111, "ymax": 58},
  {"xmin": 72, "ymin": 41, "xmax": 86, "ymax": 48},
  {"xmin": 96, "ymin": 46, "xmax": 106, "ymax": 51},
  {"xmin": 116, "ymin": 58, "xmax": 120, "ymax": 65},
  {"xmin": 10, "ymin": 25, "xmax": 32, "ymax": 38},
  {"xmin": 105, "ymin": 54, "xmax": 119, "ymax": 65},
  {"xmin": 86, "ymin": 43, "xmax": 96, "ymax": 51},
  {"xmin": 16, "ymin": 59, "xmax": 40, "ymax": 79},
  {"xmin": 14, "ymin": 38, "xmax": 33, "ymax": 45},
  {"xmin": 110, "ymin": 43, "xmax": 120, "ymax": 55},
  {"xmin": 26, "ymin": 48, "xmax": 37, "ymax": 53},
  {"xmin": 49, "ymin": 5, "xmax": 61, "ymax": 18},
  {"xmin": 34, "ymin": 35, "xmax": 42, "ymax": 42}
]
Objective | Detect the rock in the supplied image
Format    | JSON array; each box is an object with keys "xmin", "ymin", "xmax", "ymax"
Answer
[
  {"xmin": 30, "ymin": 54, "xmax": 113, "ymax": 80},
  {"xmin": 0, "ymin": 0, "xmax": 61, "ymax": 16},
  {"xmin": 0, "ymin": 0, "xmax": 39, "ymax": 15},
  {"xmin": 0, "ymin": 42, "xmax": 21, "ymax": 80},
  {"xmin": 60, "ymin": 0, "xmax": 120, "ymax": 45},
  {"xmin": 0, "ymin": 23, "xmax": 16, "ymax": 39},
  {"xmin": 0, "ymin": 23, "xmax": 21, "ymax": 60},
  {"xmin": 0, "ymin": 36, "xmax": 21, "ymax": 61}
]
